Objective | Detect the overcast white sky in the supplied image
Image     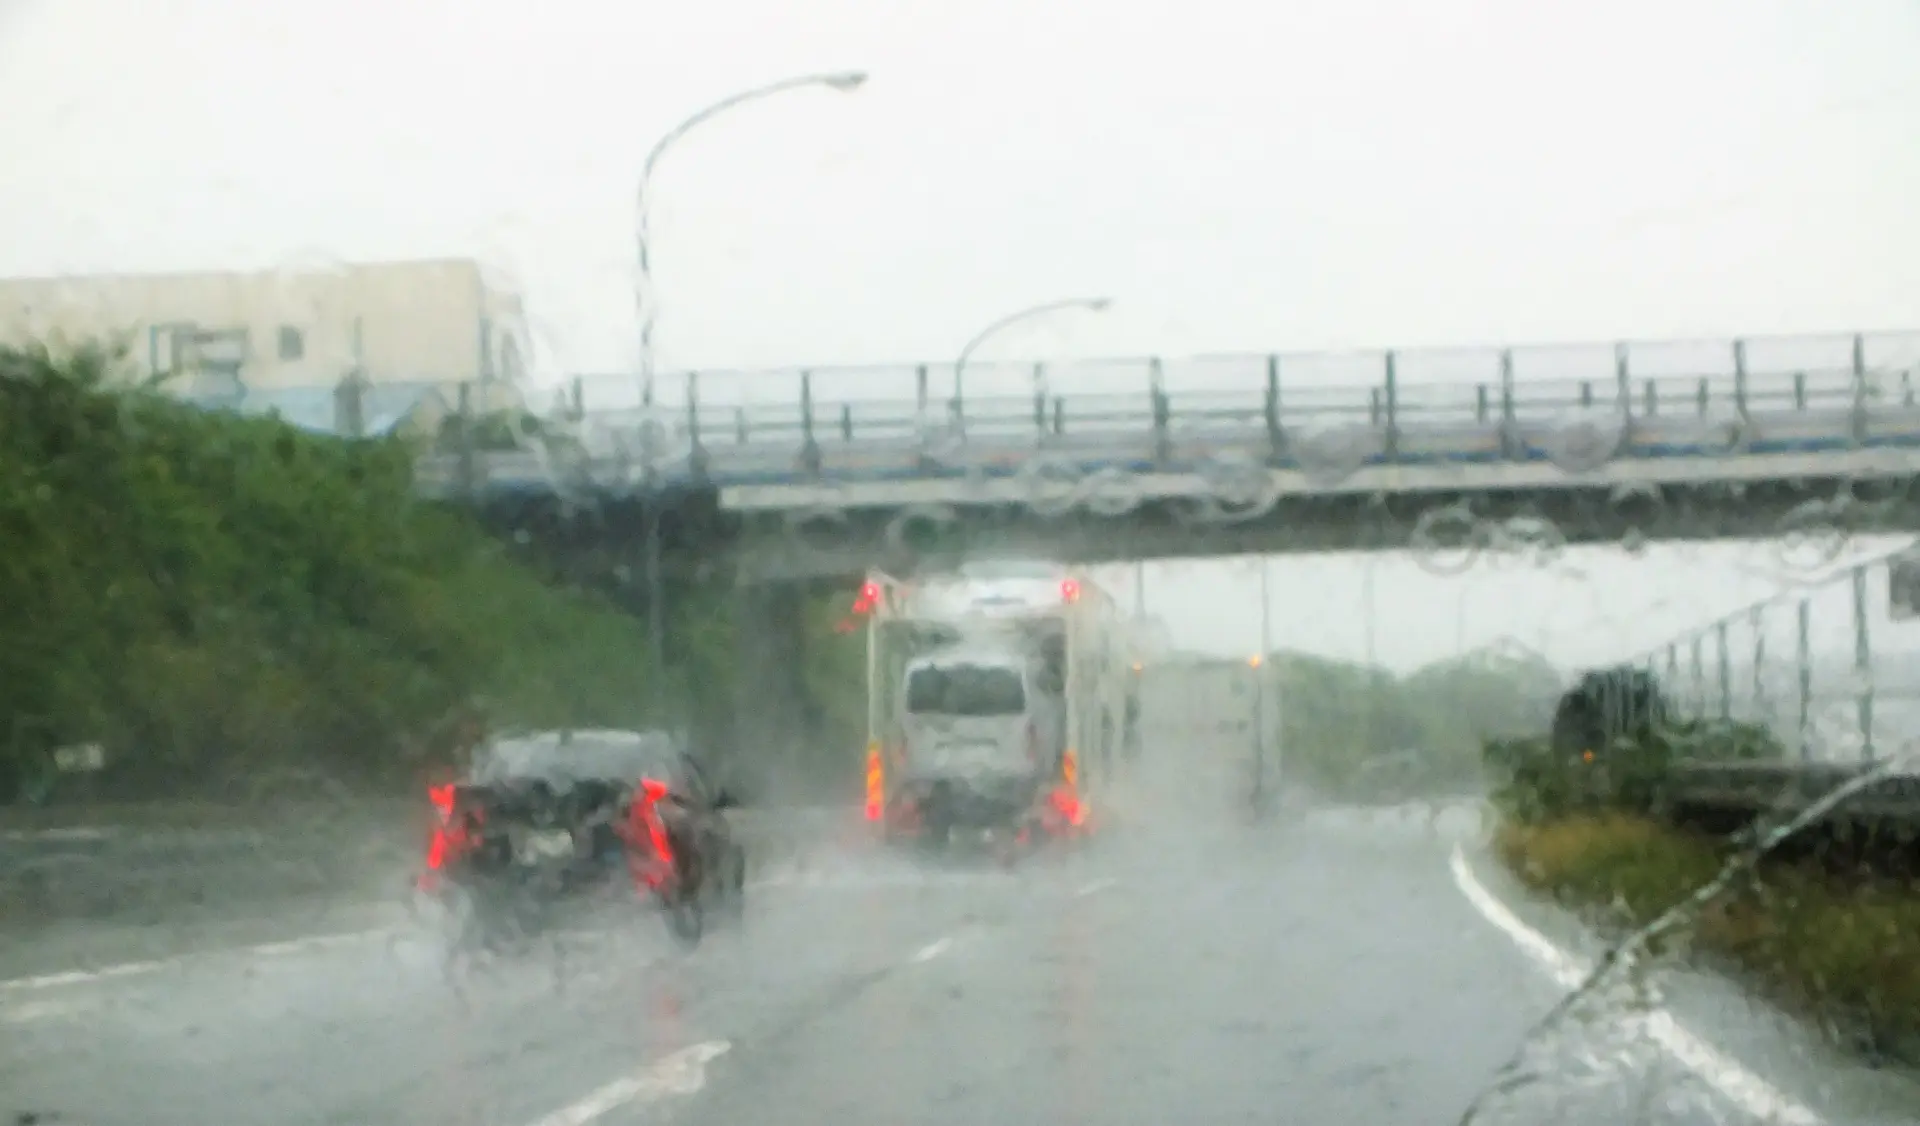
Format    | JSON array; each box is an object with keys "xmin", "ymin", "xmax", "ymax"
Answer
[{"xmin": 2, "ymin": 0, "xmax": 1917, "ymax": 675}]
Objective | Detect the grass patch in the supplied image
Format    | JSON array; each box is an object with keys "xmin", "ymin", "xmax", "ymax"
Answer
[{"xmin": 1497, "ymin": 812, "xmax": 1920, "ymax": 1062}]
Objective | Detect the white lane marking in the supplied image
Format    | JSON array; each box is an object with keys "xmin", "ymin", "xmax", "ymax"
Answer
[
  {"xmin": 0, "ymin": 958, "xmax": 170, "ymax": 993},
  {"xmin": 1074, "ymin": 877, "xmax": 1117, "ymax": 898},
  {"xmin": 525, "ymin": 1040, "xmax": 731, "ymax": 1126},
  {"xmin": 0, "ymin": 861, "xmax": 967, "ymax": 994},
  {"xmin": 910, "ymin": 937, "xmax": 953, "ymax": 963},
  {"xmin": 0, "ymin": 826, "xmax": 116, "ymax": 842},
  {"xmin": 1448, "ymin": 845, "xmax": 1824, "ymax": 1126},
  {"xmin": 1, "ymin": 995, "xmax": 101, "ymax": 1024},
  {"xmin": 0, "ymin": 927, "xmax": 391, "ymax": 993}
]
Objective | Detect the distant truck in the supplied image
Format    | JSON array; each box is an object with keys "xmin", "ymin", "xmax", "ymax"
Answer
[{"xmin": 857, "ymin": 559, "xmax": 1138, "ymax": 847}]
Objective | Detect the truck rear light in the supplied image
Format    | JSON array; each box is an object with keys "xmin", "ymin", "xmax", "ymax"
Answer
[{"xmin": 864, "ymin": 743, "xmax": 885, "ymax": 821}]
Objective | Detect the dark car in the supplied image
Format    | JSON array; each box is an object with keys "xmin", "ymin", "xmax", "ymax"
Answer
[{"xmin": 419, "ymin": 728, "xmax": 744, "ymax": 946}]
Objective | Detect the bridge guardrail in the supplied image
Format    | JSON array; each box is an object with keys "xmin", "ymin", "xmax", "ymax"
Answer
[{"xmin": 412, "ymin": 329, "xmax": 1920, "ymax": 498}]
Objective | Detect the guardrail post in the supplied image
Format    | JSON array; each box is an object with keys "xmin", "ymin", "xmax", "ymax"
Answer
[
  {"xmin": 1615, "ymin": 343, "xmax": 1631, "ymax": 421},
  {"xmin": 1731, "ymin": 339, "xmax": 1750, "ymax": 422},
  {"xmin": 1382, "ymin": 351, "xmax": 1400, "ymax": 462},
  {"xmin": 1149, "ymin": 357, "xmax": 1171, "ymax": 465},
  {"xmin": 1665, "ymin": 644, "xmax": 1679, "ymax": 689},
  {"xmin": 569, "ymin": 376, "xmax": 584, "ymax": 421},
  {"xmin": 1032, "ymin": 360, "xmax": 1047, "ymax": 440},
  {"xmin": 686, "ymin": 371, "xmax": 708, "ymax": 480},
  {"xmin": 1796, "ymin": 599, "xmax": 1812, "ymax": 761},
  {"xmin": 1264, "ymin": 354, "xmax": 1283, "ymax": 463},
  {"xmin": 1850, "ymin": 333, "xmax": 1869, "ymax": 446},
  {"xmin": 799, "ymin": 370, "xmax": 821, "ymax": 476},
  {"xmin": 456, "ymin": 381, "xmax": 477, "ymax": 500},
  {"xmin": 1498, "ymin": 349, "xmax": 1518, "ymax": 460},
  {"xmin": 1644, "ymin": 379, "xmax": 1658, "ymax": 417},
  {"xmin": 1052, "ymin": 396, "xmax": 1065, "ymax": 436},
  {"xmin": 1715, "ymin": 619, "xmax": 1731, "ymax": 721},
  {"xmin": 1695, "ymin": 377, "xmax": 1709, "ymax": 417},
  {"xmin": 1792, "ymin": 372, "xmax": 1806, "ymax": 410},
  {"xmin": 914, "ymin": 364, "xmax": 929, "ymax": 418},
  {"xmin": 1749, "ymin": 605, "xmax": 1766, "ymax": 721},
  {"xmin": 1852, "ymin": 564, "xmax": 1875, "ymax": 760},
  {"xmin": 1689, "ymin": 634, "xmax": 1705, "ymax": 715},
  {"xmin": 839, "ymin": 403, "xmax": 853, "ymax": 442}
]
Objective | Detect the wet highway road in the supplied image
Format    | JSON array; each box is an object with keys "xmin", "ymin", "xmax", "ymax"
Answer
[{"xmin": 5, "ymin": 806, "xmax": 1919, "ymax": 1125}]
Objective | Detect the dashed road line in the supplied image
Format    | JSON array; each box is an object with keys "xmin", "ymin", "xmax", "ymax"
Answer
[
  {"xmin": 523, "ymin": 1040, "xmax": 732, "ymax": 1126},
  {"xmin": 910, "ymin": 936, "xmax": 953, "ymax": 963}
]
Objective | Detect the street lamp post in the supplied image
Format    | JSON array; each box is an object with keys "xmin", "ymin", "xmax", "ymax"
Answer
[
  {"xmin": 948, "ymin": 297, "xmax": 1113, "ymax": 431},
  {"xmin": 628, "ymin": 69, "xmax": 865, "ymax": 721},
  {"xmin": 634, "ymin": 69, "xmax": 868, "ymax": 410}
]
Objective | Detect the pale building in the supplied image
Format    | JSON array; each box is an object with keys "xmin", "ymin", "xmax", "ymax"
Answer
[{"xmin": 0, "ymin": 258, "xmax": 529, "ymax": 435}]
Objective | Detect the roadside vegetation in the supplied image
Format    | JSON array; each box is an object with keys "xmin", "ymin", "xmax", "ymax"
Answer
[
  {"xmin": 0, "ymin": 341, "xmax": 862, "ymax": 806},
  {"xmin": 1270, "ymin": 646, "xmax": 1563, "ymax": 801},
  {"xmin": 1485, "ymin": 667, "xmax": 1920, "ymax": 1063}
]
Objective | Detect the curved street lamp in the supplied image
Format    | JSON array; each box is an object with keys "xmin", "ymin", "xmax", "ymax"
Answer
[
  {"xmin": 635, "ymin": 70, "xmax": 868, "ymax": 407},
  {"xmin": 949, "ymin": 296, "xmax": 1113, "ymax": 423}
]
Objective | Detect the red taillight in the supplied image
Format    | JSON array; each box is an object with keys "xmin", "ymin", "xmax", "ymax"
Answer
[
  {"xmin": 1061, "ymin": 579, "xmax": 1080, "ymax": 602},
  {"xmin": 625, "ymin": 777, "xmax": 677, "ymax": 891},
  {"xmin": 424, "ymin": 784, "xmax": 481, "ymax": 874}
]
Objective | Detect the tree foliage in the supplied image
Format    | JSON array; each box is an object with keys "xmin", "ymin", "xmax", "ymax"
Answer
[
  {"xmin": 1270, "ymin": 646, "xmax": 1564, "ymax": 799},
  {"xmin": 0, "ymin": 342, "xmax": 855, "ymax": 802}
]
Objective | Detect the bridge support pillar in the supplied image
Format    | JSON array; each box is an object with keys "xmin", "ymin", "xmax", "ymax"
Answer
[{"xmin": 731, "ymin": 574, "xmax": 814, "ymax": 800}]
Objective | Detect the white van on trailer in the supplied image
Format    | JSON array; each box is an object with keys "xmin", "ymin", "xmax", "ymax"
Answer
[{"xmin": 856, "ymin": 560, "xmax": 1136, "ymax": 843}]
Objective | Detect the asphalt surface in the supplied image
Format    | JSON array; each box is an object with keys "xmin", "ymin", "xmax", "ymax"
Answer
[{"xmin": 5, "ymin": 795, "xmax": 1920, "ymax": 1125}]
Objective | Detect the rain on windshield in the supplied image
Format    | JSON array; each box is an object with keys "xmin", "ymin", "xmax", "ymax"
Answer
[{"xmin": 2, "ymin": 2, "xmax": 1920, "ymax": 1125}]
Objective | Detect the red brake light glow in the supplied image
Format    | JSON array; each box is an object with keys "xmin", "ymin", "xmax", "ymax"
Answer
[
  {"xmin": 1061, "ymin": 579, "xmax": 1081, "ymax": 602},
  {"xmin": 625, "ymin": 776, "xmax": 677, "ymax": 890}
]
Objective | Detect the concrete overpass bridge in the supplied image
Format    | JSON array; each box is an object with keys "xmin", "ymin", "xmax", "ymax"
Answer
[{"xmin": 422, "ymin": 329, "xmax": 1920, "ymax": 582}]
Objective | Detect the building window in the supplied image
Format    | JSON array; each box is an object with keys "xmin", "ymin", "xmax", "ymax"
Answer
[{"xmin": 278, "ymin": 326, "xmax": 304, "ymax": 361}]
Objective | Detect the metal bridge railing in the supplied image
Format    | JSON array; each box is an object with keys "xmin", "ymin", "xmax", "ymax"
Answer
[{"xmin": 1622, "ymin": 548, "xmax": 1920, "ymax": 764}]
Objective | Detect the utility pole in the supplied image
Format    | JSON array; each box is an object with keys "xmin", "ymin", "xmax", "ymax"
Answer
[
  {"xmin": 1361, "ymin": 557, "xmax": 1377, "ymax": 757},
  {"xmin": 1252, "ymin": 555, "xmax": 1274, "ymax": 813}
]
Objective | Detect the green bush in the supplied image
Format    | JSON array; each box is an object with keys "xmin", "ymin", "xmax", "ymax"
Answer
[
  {"xmin": 0, "ymin": 341, "xmax": 861, "ymax": 802},
  {"xmin": 1486, "ymin": 665, "xmax": 1788, "ymax": 822}
]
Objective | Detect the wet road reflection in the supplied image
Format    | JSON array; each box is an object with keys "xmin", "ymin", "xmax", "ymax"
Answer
[{"xmin": 3, "ymin": 805, "xmax": 1916, "ymax": 1125}]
